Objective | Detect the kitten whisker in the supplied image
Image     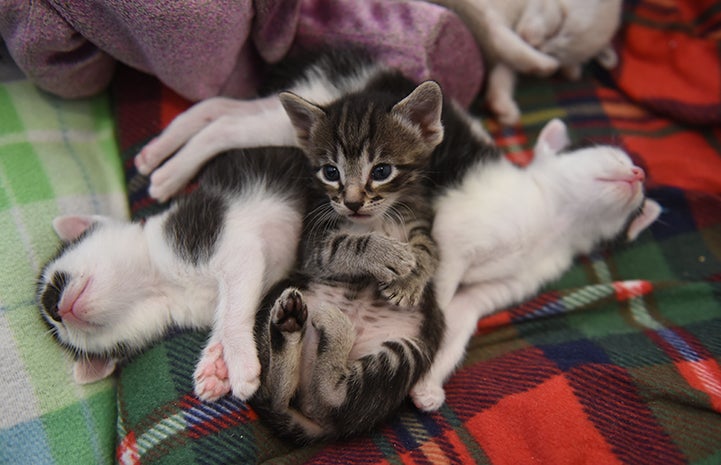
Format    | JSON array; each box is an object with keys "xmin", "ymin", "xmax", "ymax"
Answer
[{"xmin": 305, "ymin": 204, "xmax": 337, "ymax": 247}]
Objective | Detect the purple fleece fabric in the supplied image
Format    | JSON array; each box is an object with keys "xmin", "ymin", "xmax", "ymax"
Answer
[{"xmin": 0, "ymin": 0, "xmax": 483, "ymax": 106}]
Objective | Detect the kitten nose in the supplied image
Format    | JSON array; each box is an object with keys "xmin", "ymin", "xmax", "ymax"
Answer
[
  {"xmin": 631, "ymin": 167, "xmax": 645, "ymax": 181},
  {"xmin": 345, "ymin": 200, "xmax": 363, "ymax": 213}
]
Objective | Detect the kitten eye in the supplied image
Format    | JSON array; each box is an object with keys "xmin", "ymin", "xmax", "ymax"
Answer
[
  {"xmin": 370, "ymin": 164, "xmax": 392, "ymax": 181},
  {"xmin": 321, "ymin": 165, "xmax": 340, "ymax": 182}
]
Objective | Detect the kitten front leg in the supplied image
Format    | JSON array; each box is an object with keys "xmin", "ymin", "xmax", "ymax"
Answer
[
  {"xmin": 380, "ymin": 221, "xmax": 439, "ymax": 307},
  {"xmin": 194, "ymin": 251, "xmax": 267, "ymax": 402},
  {"xmin": 307, "ymin": 232, "xmax": 416, "ymax": 283},
  {"xmin": 433, "ymin": 248, "xmax": 468, "ymax": 310},
  {"xmin": 136, "ymin": 97, "xmax": 248, "ymax": 175},
  {"xmin": 136, "ymin": 95, "xmax": 297, "ymax": 202},
  {"xmin": 306, "ymin": 303, "xmax": 355, "ymax": 411},
  {"xmin": 486, "ymin": 63, "xmax": 521, "ymax": 125}
]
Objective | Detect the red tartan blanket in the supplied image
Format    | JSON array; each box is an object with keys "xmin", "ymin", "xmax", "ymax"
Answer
[
  {"xmin": 612, "ymin": 0, "xmax": 721, "ymax": 127},
  {"xmin": 111, "ymin": 1, "xmax": 721, "ymax": 463}
]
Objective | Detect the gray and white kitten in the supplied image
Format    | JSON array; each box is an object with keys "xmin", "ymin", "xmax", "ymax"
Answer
[
  {"xmin": 36, "ymin": 148, "xmax": 311, "ymax": 401},
  {"xmin": 248, "ymin": 71, "xmax": 449, "ymax": 443},
  {"xmin": 411, "ymin": 118, "xmax": 661, "ymax": 411}
]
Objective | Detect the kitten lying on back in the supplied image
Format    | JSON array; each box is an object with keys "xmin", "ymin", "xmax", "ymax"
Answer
[
  {"xmin": 248, "ymin": 58, "xmax": 460, "ymax": 442},
  {"xmin": 36, "ymin": 148, "xmax": 312, "ymax": 400},
  {"xmin": 427, "ymin": 0, "xmax": 622, "ymax": 124},
  {"xmin": 411, "ymin": 119, "xmax": 661, "ymax": 411}
]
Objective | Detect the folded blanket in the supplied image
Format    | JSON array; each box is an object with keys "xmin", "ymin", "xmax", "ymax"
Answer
[{"xmin": 0, "ymin": 0, "xmax": 483, "ymax": 106}]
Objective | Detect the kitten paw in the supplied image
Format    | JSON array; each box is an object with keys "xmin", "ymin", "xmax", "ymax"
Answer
[
  {"xmin": 367, "ymin": 236, "xmax": 416, "ymax": 282},
  {"xmin": 272, "ymin": 288, "xmax": 308, "ymax": 332},
  {"xmin": 195, "ymin": 342, "xmax": 261, "ymax": 402},
  {"xmin": 529, "ymin": 54, "xmax": 560, "ymax": 77},
  {"xmin": 488, "ymin": 96, "xmax": 521, "ymax": 126},
  {"xmin": 134, "ymin": 137, "xmax": 161, "ymax": 176},
  {"xmin": 194, "ymin": 343, "xmax": 231, "ymax": 401},
  {"xmin": 148, "ymin": 163, "xmax": 193, "ymax": 203},
  {"xmin": 380, "ymin": 277, "xmax": 425, "ymax": 307},
  {"xmin": 226, "ymin": 355, "xmax": 261, "ymax": 401},
  {"xmin": 410, "ymin": 382, "xmax": 446, "ymax": 412}
]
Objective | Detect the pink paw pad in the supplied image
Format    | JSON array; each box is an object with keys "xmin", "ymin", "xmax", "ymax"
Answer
[{"xmin": 194, "ymin": 343, "xmax": 231, "ymax": 401}]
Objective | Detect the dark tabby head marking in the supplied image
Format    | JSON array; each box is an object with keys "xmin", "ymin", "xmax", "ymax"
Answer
[{"xmin": 280, "ymin": 81, "xmax": 444, "ymax": 224}]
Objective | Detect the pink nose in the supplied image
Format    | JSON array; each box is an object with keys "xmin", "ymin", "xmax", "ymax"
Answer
[{"xmin": 631, "ymin": 167, "xmax": 645, "ymax": 181}]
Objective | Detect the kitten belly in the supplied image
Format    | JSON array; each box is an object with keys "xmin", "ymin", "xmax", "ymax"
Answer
[{"xmin": 304, "ymin": 283, "xmax": 424, "ymax": 360}]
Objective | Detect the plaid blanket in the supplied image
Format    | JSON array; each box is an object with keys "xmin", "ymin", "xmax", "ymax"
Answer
[
  {"xmin": 0, "ymin": 80, "xmax": 127, "ymax": 464},
  {"xmin": 611, "ymin": 0, "xmax": 721, "ymax": 127},
  {"xmin": 3, "ymin": 0, "xmax": 720, "ymax": 462},
  {"xmin": 111, "ymin": 1, "xmax": 721, "ymax": 463}
]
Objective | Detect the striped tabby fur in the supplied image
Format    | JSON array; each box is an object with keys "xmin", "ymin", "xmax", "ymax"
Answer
[{"xmin": 250, "ymin": 56, "xmax": 447, "ymax": 443}]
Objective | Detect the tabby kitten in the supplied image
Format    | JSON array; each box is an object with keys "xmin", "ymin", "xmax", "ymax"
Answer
[{"xmin": 249, "ymin": 75, "xmax": 447, "ymax": 443}]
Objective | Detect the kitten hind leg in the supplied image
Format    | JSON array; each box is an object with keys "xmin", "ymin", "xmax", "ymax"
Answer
[
  {"xmin": 307, "ymin": 304, "xmax": 355, "ymax": 410},
  {"xmin": 263, "ymin": 287, "xmax": 308, "ymax": 410},
  {"xmin": 433, "ymin": 249, "xmax": 468, "ymax": 310},
  {"xmin": 411, "ymin": 284, "xmax": 492, "ymax": 411},
  {"xmin": 194, "ymin": 248, "xmax": 267, "ymax": 402}
]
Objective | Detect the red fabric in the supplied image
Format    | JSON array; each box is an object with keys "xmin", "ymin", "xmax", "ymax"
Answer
[
  {"xmin": 469, "ymin": 375, "xmax": 622, "ymax": 465},
  {"xmin": 613, "ymin": 0, "xmax": 721, "ymax": 126}
]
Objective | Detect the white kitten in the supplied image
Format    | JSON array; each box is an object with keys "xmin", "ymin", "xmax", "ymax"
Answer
[
  {"xmin": 134, "ymin": 55, "xmax": 386, "ymax": 202},
  {"xmin": 37, "ymin": 149, "xmax": 309, "ymax": 401},
  {"xmin": 410, "ymin": 119, "xmax": 661, "ymax": 411},
  {"xmin": 428, "ymin": 0, "xmax": 623, "ymax": 124}
]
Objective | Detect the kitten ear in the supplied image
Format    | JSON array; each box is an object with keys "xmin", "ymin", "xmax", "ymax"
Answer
[
  {"xmin": 279, "ymin": 92, "xmax": 326, "ymax": 150},
  {"xmin": 52, "ymin": 215, "xmax": 103, "ymax": 242},
  {"xmin": 391, "ymin": 81, "xmax": 444, "ymax": 148},
  {"xmin": 627, "ymin": 199, "xmax": 662, "ymax": 241},
  {"xmin": 535, "ymin": 118, "xmax": 570, "ymax": 157},
  {"xmin": 73, "ymin": 357, "xmax": 117, "ymax": 384}
]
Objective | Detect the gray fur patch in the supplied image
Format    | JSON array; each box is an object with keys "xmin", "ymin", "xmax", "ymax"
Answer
[{"xmin": 164, "ymin": 192, "xmax": 226, "ymax": 265}]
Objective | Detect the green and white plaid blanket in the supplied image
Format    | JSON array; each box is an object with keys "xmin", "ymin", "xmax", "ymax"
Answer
[{"xmin": 0, "ymin": 80, "xmax": 126, "ymax": 465}]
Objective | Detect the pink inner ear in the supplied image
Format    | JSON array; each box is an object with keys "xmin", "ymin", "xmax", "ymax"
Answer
[
  {"xmin": 52, "ymin": 215, "xmax": 95, "ymax": 241},
  {"xmin": 627, "ymin": 199, "xmax": 662, "ymax": 241},
  {"xmin": 73, "ymin": 357, "xmax": 117, "ymax": 384},
  {"xmin": 536, "ymin": 118, "xmax": 570, "ymax": 154}
]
